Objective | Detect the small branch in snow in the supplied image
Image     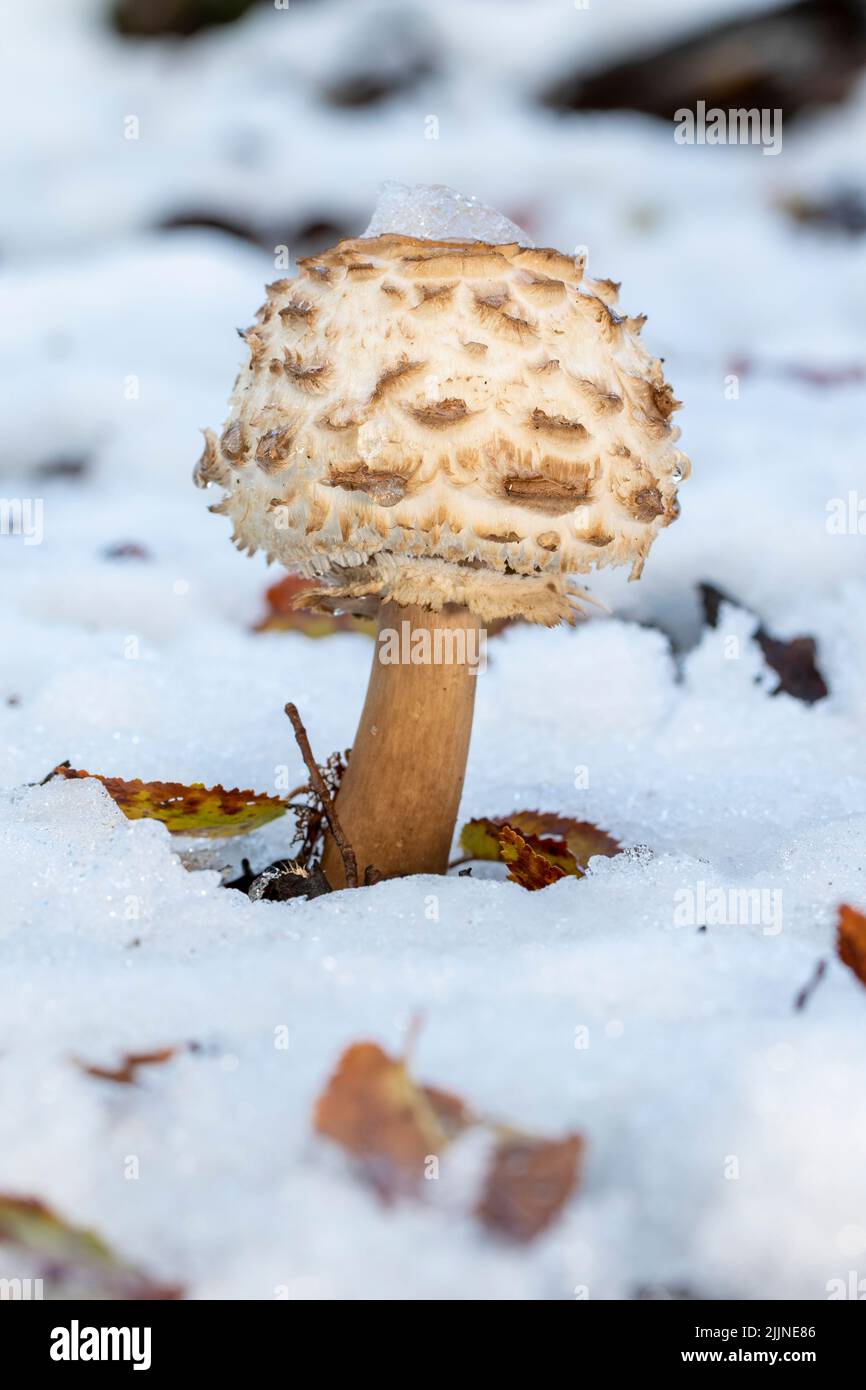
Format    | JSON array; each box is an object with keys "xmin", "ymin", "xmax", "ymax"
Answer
[
  {"xmin": 285, "ymin": 703, "xmax": 358, "ymax": 889},
  {"xmin": 794, "ymin": 958, "xmax": 827, "ymax": 1012}
]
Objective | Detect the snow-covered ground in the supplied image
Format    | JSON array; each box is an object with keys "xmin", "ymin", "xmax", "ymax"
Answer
[{"xmin": 1, "ymin": 0, "xmax": 865, "ymax": 1299}]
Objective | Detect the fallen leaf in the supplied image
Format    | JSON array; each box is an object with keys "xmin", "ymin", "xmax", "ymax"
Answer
[
  {"xmin": 314, "ymin": 1040, "xmax": 585, "ymax": 1239},
  {"xmin": 113, "ymin": 0, "xmax": 259, "ymax": 41},
  {"xmin": 756, "ymin": 632, "xmax": 829, "ymax": 705},
  {"xmin": 477, "ymin": 1132, "xmax": 585, "ymax": 1243},
  {"xmin": 77, "ymin": 1047, "xmax": 178, "ymax": 1085},
  {"xmin": 781, "ymin": 190, "xmax": 866, "ymax": 239},
  {"xmin": 699, "ymin": 582, "xmax": 828, "ymax": 704},
  {"xmin": 254, "ymin": 574, "xmax": 375, "ymax": 637},
  {"xmin": 313, "ymin": 1042, "xmax": 472, "ymax": 1198},
  {"xmin": 498, "ymin": 825, "xmax": 566, "ymax": 890},
  {"xmin": 0, "ymin": 1195, "xmax": 182, "ymax": 1300},
  {"xmin": 419, "ymin": 1083, "xmax": 476, "ymax": 1142},
  {"xmin": 51, "ymin": 767, "xmax": 286, "ymax": 837},
  {"xmin": 256, "ymin": 574, "xmax": 514, "ymax": 641},
  {"xmin": 460, "ymin": 811, "xmax": 621, "ymax": 881},
  {"xmin": 540, "ymin": 0, "xmax": 866, "ymax": 128},
  {"xmin": 838, "ymin": 904, "xmax": 866, "ymax": 987}
]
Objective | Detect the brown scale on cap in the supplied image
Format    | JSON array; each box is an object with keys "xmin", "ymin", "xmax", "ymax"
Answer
[{"xmin": 197, "ymin": 233, "xmax": 689, "ymax": 625}]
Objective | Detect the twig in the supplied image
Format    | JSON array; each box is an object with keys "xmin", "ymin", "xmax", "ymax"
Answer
[
  {"xmin": 794, "ymin": 957, "xmax": 827, "ymax": 1012},
  {"xmin": 401, "ymin": 1010, "xmax": 425, "ymax": 1063},
  {"xmin": 285, "ymin": 703, "xmax": 358, "ymax": 889}
]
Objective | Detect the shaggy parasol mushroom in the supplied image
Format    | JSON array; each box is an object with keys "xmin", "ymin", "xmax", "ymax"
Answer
[{"xmin": 195, "ymin": 184, "xmax": 689, "ymax": 885}]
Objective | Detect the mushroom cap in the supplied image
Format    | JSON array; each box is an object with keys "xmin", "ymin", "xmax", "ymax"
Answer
[{"xmin": 196, "ymin": 234, "xmax": 690, "ymax": 624}]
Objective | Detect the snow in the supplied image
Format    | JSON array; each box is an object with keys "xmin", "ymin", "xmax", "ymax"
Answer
[
  {"xmin": 364, "ymin": 180, "xmax": 533, "ymax": 245},
  {"xmin": 2, "ymin": 0, "xmax": 866, "ymax": 1300}
]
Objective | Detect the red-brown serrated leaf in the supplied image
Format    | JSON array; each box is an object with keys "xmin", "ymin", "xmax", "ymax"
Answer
[
  {"xmin": 52, "ymin": 767, "xmax": 286, "ymax": 838},
  {"xmin": 313, "ymin": 1042, "xmax": 472, "ymax": 1199},
  {"xmin": 838, "ymin": 904, "xmax": 866, "ymax": 987},
  {"xmin": 254, "ymin": 574, "xmax": 375, "ymax": 637},
  {"xmin": 77, "ymin": 1047, "xmax": 178, "ymax": 1085},
  {"xmin": 498, "ymin": 825, "xmax": 566, "ymax": 890},
  {"xmin": 459, "ymin": 812, "xmax": 620, "ymax": 879},
  {"xmin": 476, "ymin": 1132, "xmax": 585, "ymax": 1242},
  {"xmin": 0, "ymin": 1196, "xmax": 182, "ymax": 1300},
  {"xmin": 508, "ymin": 812, "xmax": 621, "ymax": 871}
]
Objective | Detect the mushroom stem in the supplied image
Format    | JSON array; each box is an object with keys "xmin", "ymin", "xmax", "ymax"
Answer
[{"xmin": 321, "ymin": 599, "xmax": 482, "ymax": 885}]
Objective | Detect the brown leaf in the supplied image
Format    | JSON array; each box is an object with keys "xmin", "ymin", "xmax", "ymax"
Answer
[
  {"xmin": 781, "ymin": 190, "xmax": 866, "ymax": 239},
  {"xmin": 838, "ymin": 904, "xmax": 866, "ymax": 987},
  {"xmin": 498, "ymin": 825, "xmax": 566, "ymax": 890},
  {"xmin": 313, "ymin": 1042, "xmax": 472, "ymax": 1198},
  {"xmin": 0, "ymin": 1195, "xmax": 182, "ymax": 1300},
  {"xmin": 477, "ymin": 1133, "xmax": 585, "ymax": 1243},
  {"xmin": 254, "ymin": 573, "xmax": 375, "ymax": 637},
  {"xmin": 699, "ymin": 582, "xmax": 828, "ymax": 704},
  {"xmin": 511, "ymin": 812, "xmax": 621, "ymax": 871},
  {"xmin": 460, "ymin": 811, "xmax": 621, "ymax": 884},
  {"xmin": 757, "ymin": 632, "xmax": 829, "ymax": 705},
  {"xmin": 51, "ymin": 767, "xmax": 286, "ymax": 837},
  {"xmin": 314, "ymin": 1041, "xmax": 586, "ymax": 1239},
  {"xmin": 421, "ymin": 1083, "xmax": 476, "ymax": 1141},
  {"xmin": 77, "ymin": 1047, "xmax": 178, "ymax": 1085}
]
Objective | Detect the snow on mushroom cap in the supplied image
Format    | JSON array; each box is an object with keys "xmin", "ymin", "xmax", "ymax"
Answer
[
  {"xmin": 363, "ymin": 181, "xmax": 535, "ymax": 247},
  {"xmin": 196, "ymin": 198, "xmax": 689, "ymax": 625}
]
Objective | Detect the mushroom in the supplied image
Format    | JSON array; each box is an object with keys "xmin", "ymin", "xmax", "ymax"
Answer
[{"xmin": 195, "ymin": 186, "xmax": 689, "ymax": 885}]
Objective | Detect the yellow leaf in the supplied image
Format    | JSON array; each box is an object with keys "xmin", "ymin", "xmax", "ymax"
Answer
[{"xmin": 52, "ymin": 767, "xmax": 286, "ymax": 838}]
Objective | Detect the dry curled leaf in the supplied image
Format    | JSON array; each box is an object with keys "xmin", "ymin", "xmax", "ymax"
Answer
[
  {"xmin": 77, "ymin": 1047, "xmax": 178, "ymax": 1085},
  {"xmin": 477, "ymin": 1132, "xmax": 585, "ymax": 1243},
  {"xmin": 254, "ymin": 573, "xmax": 375, "ymax": 637},
  {"xmin": 51, "ymin": 766, "xmax": 286, "ymax": 837},
  {"xmin": 498, "ymin": 825, "xmax": 566, "ymax": 890},
  {"xmin": 313, "ymin": 1041, "xmax": 472, "ymax": 1199},
  {"xmin": 460, "ymin": 811, "xmax": 621, "ymax": 884},
  {"xmin": 838, "ymin": 904, "xmax": 866, "ymax": 987},
  {"xmin": 0, "ymin": 1195, "xmax": 182, "ymax": 1300}
]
